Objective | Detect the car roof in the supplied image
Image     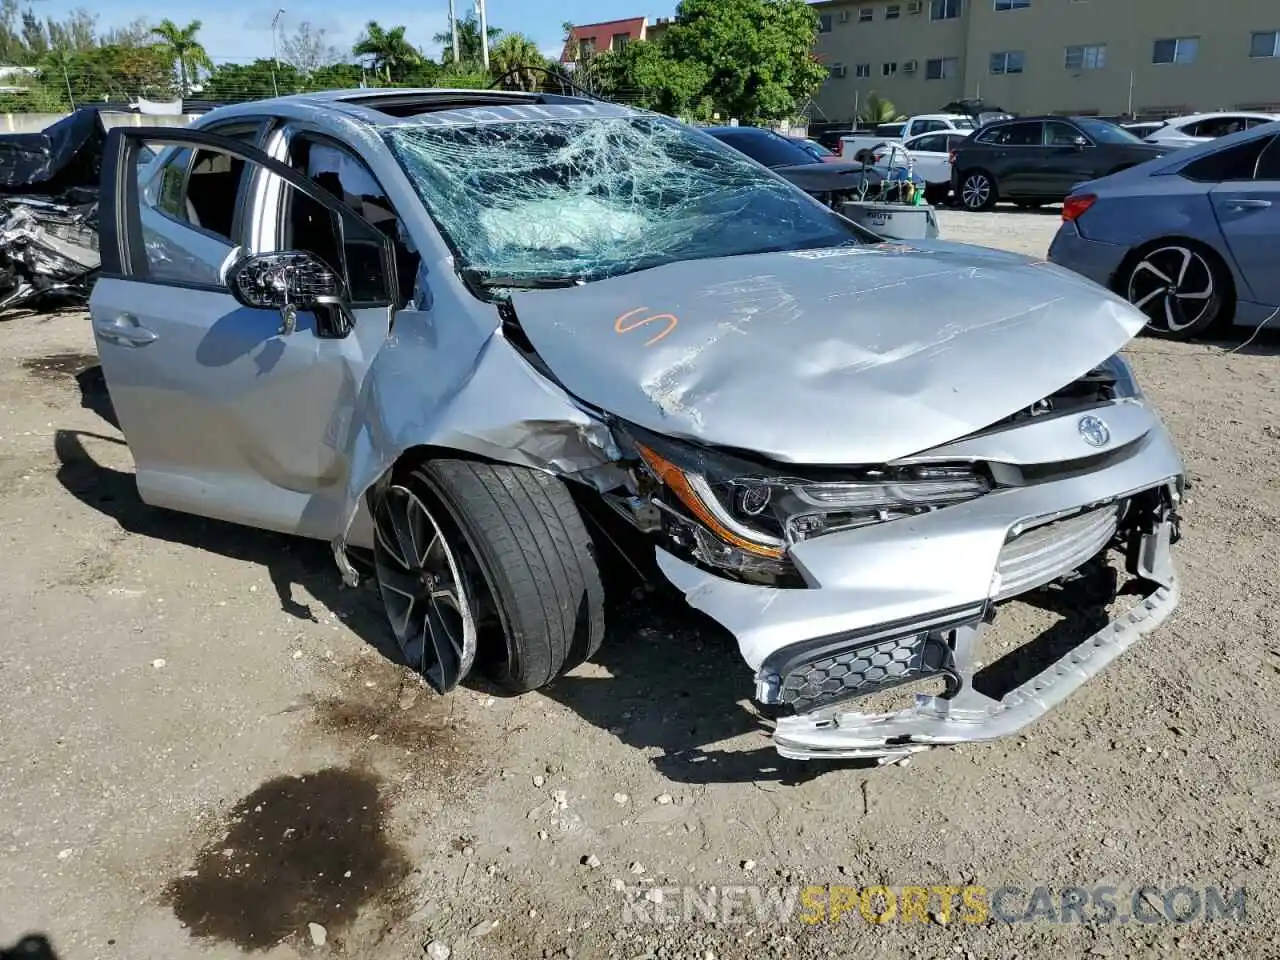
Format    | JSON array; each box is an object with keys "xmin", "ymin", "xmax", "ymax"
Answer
[
  {"xmin": 1163, "ymin": 110, "xmax": 1280, "ymax": 124},
  {"xmin": 194, "ymin": 87, "xmax": 645, "ymax": 130}
]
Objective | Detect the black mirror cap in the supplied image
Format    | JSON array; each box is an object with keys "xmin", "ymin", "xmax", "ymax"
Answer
[{"xmin": 227, "ymin": 251, "xmax": 346, "ymax": 312}]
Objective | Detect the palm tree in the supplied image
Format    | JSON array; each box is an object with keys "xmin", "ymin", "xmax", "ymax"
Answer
[
  {"xmin": 433, "ymin": 12, "xmax": 501, "ymax": 67},
  {"xmin": 352, "ymin": 20, "xmax": 421, "ymax": 82},
  {"xmin": 150, "ymin": 19, "xmax": 212, "ymax": 97},
  {"xmin": 859, "ymin": 93, "xmax": 905, "ymax": 125},
  {"xmin": 489, "ymin": 33, "xmax": 546, "ymax": 90}
]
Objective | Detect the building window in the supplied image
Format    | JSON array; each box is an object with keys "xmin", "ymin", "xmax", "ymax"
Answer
[
  {"xmin": 990, "ymin": 51, "xmax": 1025, "ymax": 74},
  {"xmin": 931, "ymin": 0, "xmax": 962, "ymax": 20},
  {"xmin": 856, "ymin": 63, "xmax": 872, "ymax": 77},
  {"xmin": 883, "ymin": 61, "xmax": 899, "ymax": 76},
  {"xmin": 994, "ymin": 0, "xmax": 1030, "ymax": 9},
  {"xmin": 859, "ymin": 7, "xmax": 874, "ymax": 21},
  {"xmin": 611, "ymin": 33, "xmax": 630, "ymax": 50},
  {"xmin": 577, "ymin": 37, "xmax": 596, "ymax": 58},
  {"xmin": 1065, "ymin": 44, "xmax": 1106, "ymax": 70},
  {"xmin": 926, "ymin": 56, "xmax": 959, "ymax": 79},
  {"xmin": 1250, "ymin": 31, "xmax": 1280, "ymax": 58},
  {"xmin": 886, "ymin": 5, "xmax": 901, "ymax": 19},
  {"xmin": 818, "ymin": 14, "xmax": 833, "ymax": 32},
  {"xmin": 1153, "ymin": 37, "xmax": 1198, "ymax": 64}
]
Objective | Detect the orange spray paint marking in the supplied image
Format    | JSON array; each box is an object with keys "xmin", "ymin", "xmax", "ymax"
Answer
[{"xmin": 613, "ymin": 307, "xmax": 678, "ymax": 347}]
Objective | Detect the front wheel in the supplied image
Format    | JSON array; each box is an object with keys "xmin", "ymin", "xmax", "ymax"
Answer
[
  {"xmin": 959, "ymin": 170, "xmax": 997, "ymax": 211},
  {"xmin": 372, "ymin": 459, "xmax": 605, "ymax": 694},
  {"xmin": 1124, "ymin": 244, "xmax": 1229, "ymax": 341}
]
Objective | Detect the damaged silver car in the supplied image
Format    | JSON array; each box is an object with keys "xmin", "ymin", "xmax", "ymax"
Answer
[{"xmin": 89, "ymin": 90, "xmax": 1185, "ymax": 761}]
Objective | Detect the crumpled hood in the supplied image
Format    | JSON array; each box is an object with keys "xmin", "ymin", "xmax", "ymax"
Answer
[{"xmin": 508, "ymin": 241, "xmax": 1146, "ymax": 465}]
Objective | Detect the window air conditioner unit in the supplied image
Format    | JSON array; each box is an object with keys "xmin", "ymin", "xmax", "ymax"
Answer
[
  {"xmin": 832, "ymin": 64, "xmax": 848, "ymax": 77},
  {"xmin": 903, "ymin": 59, "xmax": 919, "ymax": 73},
  {"xmin": 906, "ymin": 1, "xmax": 923, "ymax": 14}
]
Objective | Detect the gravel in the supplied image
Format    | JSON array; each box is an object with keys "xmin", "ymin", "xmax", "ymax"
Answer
[{"xmin": 1, "ymin": 208, "xmax": 1277, "ymax": 959}]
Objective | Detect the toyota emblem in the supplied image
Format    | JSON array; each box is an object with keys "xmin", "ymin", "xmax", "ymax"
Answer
[{"xmin": 1078, "ymin": 415, "xmax": 1111, "ymax": 448}]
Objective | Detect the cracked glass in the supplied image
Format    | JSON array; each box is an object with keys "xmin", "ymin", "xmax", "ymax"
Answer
[{"xmin": 382, "ymin": 115, "xmax": 870, "ymax": 288}]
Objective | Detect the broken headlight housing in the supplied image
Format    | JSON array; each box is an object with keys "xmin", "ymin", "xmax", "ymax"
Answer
[{"xmin": 626, "ymin": 431, "xmax": 990, "ymax": 585}]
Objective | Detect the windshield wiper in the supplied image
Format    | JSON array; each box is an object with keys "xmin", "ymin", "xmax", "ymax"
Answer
[{"xmin": 462, "ymin": 269, "xmax": 585, "ymax": 290}]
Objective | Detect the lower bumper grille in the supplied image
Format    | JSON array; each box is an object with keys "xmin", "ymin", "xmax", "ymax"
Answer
[
  {"xmin": 779, "ymin": 632, "xmax": 954, "ymax": 714},
  {"xmin": 994, "ymin": 503, "xmax": 1120, "ymax": 601}
]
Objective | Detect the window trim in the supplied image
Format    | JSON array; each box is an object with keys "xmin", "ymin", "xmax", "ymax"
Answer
[
  {"xmin": 989, "ymin": 51, "xmax": 1025, "ymax": 75},
  {"xmin": 929, "ymin": 0, "xmax": 962, "ymax": 21},
  {"xmin": 993, "ymin": 0, "xmax": 1030, "ymax": 10},
  {"xmin": 1064, "ymin": 43, "xmax": 1106, "ymax": 71},
  {"xmin": 1249, "ymin": 30, "xmax": 1280, "ymax": 59},
  {"xmin": 1152, "ymin": 36, "xmax": 1199, "ymax": 65},
  {"xmin": 925, "ymin": 57, "xmax": 959, "ymax": 80}
]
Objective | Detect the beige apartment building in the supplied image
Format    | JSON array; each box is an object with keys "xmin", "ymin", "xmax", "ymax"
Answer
[{"xmin": 810, "ymin": 0, "xmax": 1280, "ymax": 121}]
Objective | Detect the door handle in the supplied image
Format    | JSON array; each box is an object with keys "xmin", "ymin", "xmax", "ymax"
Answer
[
  {"xmin": 93, "ymin": 313, "xmax": 157, "ymax": 347},
  {"xmin": 1222, "ymin": 199, "xmax": 1272, "ymax": 211}
]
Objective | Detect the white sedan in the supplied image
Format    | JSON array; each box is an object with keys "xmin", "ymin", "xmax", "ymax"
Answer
[
  {"xmin": 1143, "ymin": 112, "xmax": 1280, "ymax": 149},
  {"xmin": 868, "ymin": 130, "xmax": 972, "ymax": 204}
]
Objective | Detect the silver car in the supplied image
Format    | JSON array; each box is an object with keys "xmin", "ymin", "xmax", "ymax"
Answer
[{"xmin": 90, "ymin": 89, "xmax": 1185, "ymax": 761}]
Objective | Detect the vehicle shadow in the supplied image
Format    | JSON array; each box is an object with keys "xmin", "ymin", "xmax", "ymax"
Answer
[
  {"xmin": 62, "ymin": 367, "xmax": 864, "ymax": 785},
  {"xmin": 1204, "ymin": 324, "xmax": 1280, "ymax": 357},
  {"xmin": 538, "ymin": 586, "xmax": 875, "ymax": 786}
]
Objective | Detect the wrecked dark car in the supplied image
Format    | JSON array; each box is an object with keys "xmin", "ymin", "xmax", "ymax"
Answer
[
  {"xmin": 0, "ymin": 108, "xmax": 107, "ymax": 312},
  {"xmin": 88, "ymin": 90, "xmax": 1185, "ymax": 761}
]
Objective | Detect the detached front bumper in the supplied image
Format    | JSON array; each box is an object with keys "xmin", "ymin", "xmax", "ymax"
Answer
[{"xmin": 656, "ymin": 401, "xmax": 1185, "ymax": 761}]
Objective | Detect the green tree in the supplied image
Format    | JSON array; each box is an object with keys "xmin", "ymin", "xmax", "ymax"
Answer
[
  {"xmin": 859, "ymin": 92, "xmax": 904, "ymax": 124},
  {"xmin": 433, "ymin": 12, "xmax": 500, "ymax": 68},
  {"xmin": 352, "ymin": 21, "xmax": 422, "ymax": 82},
  {"xmin": 662, "ymin": 0, "xmax": 828, "ymax": 123},
  {"xmin": 202, "ymin": 59, "xmax": 303, "ymax": 101},
  {"xmin": 592, "ymin": 39, "xmax": 708, "ymax": 116},
  {"xmin": 488, "ymin": 32, "xmax": 546, "ymax": 90},
  {"xmin": 150, "ymin": 19, "xmax": 212, "ymax": 96}
]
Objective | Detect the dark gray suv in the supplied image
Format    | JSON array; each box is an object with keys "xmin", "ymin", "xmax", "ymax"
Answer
[{"xmin": 951, "ymin": 116, "xmax": 1168, "ymax": 210}]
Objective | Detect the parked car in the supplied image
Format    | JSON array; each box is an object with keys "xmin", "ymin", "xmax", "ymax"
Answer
[
  {"xmin": 1049, "ymin": 120, "xmax": 1280, "ymax": 340},
  {"xmin": 811, "ymin": 127, "xmax": 860, "ymax": 152},
  {"xmin": 789, "ymin": 136, "xmax": 840, "ymax": 162},
  {"xmin": 702, "ymin": 125, "xmax": 915, "ymax": 205},
  {"xmin": 869, "ymin": 130, "xmax": 972, "ymax": 204},
  {"xmin": 839, "ymin": 114, "xmax": 975, "ymax": 161},
  {"xmin": 1142, "ymin": 112, "xmax": 1280, "ymax": 150},
  {"xmin": 951, "ymin": 116, "xmax": 1169, "ymax": 211},
  {"xmin": 91, "ymin": 89, "xmax": 1185, "ymax": 762},
  {"xmin": 1122, "ymin": 120, "xmax": 1169, "ymax": 140}
]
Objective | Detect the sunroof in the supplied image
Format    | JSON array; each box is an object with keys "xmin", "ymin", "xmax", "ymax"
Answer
[{"xmin": 343, "ymin": 91, "xmax": 588, "ymax": 118}]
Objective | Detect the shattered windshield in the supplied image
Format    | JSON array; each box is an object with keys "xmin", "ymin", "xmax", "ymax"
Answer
[{"xmin": 382, "ymin": 116, "xmax": 870, "ymax": 288}]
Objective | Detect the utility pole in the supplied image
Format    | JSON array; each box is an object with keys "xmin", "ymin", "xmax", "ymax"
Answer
[
  {"xmin": 271, "ymin": 8, "xmax": 285, "ymax": 97},
  {"xmin": 477, "ymin": 0, "xmax": 490, "ymax": 70},
  {"xmin": 448, "ymin": 0, "xmax": 460, "ymax": 64},
  {"xmin": 1127, "ymin": 70, "xmax": 1135, "ymax": 117}
]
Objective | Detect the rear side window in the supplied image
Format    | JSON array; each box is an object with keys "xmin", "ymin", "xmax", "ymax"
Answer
[
  {"xmin": 976, "ymin": 122, "xmax": 1042, "ymax": 146},
  {"xmin": 911, "ymin": 134, "xmax": 947, "ymax": 152},
  {"xmin": 1253, "ymin": 138, "xmax": 1280, "ymax": 180},
  {"xmin": 1181, "ymin": 136, "xmax": 1275, "ymax": 182}
]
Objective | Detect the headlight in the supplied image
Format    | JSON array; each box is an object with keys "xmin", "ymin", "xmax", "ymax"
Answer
[
  {"xmin": 1100, "ymin": 352, "xmax": 1143, "ymax": 400},
  {"xmin": 631, "ymin": 436, "xmax": 990, "ymax": 583}
]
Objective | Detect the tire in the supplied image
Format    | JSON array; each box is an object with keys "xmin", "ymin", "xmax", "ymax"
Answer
[
  {"xmin": 373, "ymin": 459, "xmax": 605, "ymax": 694},
  {"xmin": 958, "ymin": 170, "xmax": 997, "ymax": 211},
  {"xmin": 1122, "ymin": 242, "xmax": 1231, "ymax": 341}
]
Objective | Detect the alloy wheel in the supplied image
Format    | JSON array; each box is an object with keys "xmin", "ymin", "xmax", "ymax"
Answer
[
  {"xmin": 1126, "ymin": 245, "xmax": 1215, "ymax": 334},
  {"xmin": 373, "ymin": 483, "xmax": 477, "ymax": 691},
  {"xmin": 961, "ymin": 174, "xmax": 991, "ymax": 210}
]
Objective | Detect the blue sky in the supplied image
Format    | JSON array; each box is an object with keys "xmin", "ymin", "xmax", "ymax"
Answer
[{"xmin": 42, "ymin": 0, "xmax": 680, "ymax": 64}]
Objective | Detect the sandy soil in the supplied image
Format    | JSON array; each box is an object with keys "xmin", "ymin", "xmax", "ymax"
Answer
[{"xmin": 2, "ymin": 209, "xmax": 1278, "ymax": 960}]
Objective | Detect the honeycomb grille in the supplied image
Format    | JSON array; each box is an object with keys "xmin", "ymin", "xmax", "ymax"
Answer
[{"xmin": 779, "ymin": 633, "xmax": 950, "ymax": 714}]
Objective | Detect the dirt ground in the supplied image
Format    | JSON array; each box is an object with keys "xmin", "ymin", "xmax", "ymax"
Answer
[{"xmin": 2, "ymin": 208, "xmax": 1279, "ymax": 960}]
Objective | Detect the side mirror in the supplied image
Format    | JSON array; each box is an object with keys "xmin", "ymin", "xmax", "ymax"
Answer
[
  {"xmin": 227, "ymin": 251, "xmax": 354, "ymax": 338},
  {"xmin": 1073, "ymin": 136, "xmax": 1089, "ymax": 150}
]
